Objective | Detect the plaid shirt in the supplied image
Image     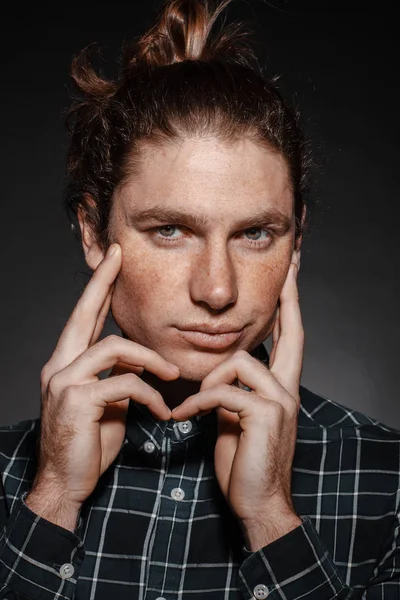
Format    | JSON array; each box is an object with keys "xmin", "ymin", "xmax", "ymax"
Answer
[{"xmin": 1, "ymin": 343, "xmax": 400, "ymax": 600}]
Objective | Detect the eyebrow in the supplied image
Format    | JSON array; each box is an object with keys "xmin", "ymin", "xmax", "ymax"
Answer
[{"xmin": 128, "ymin": 205, "xmax": 293, "ymax": 232}]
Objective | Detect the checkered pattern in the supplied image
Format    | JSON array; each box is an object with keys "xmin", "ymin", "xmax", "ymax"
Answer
[{"xmin": 1, "ymin": 344, "xmax": 400, "ymax": 599}]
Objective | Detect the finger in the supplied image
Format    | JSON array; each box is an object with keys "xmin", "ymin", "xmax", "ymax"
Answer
[
  {"xmin": 270, "ymin": 259, "xmax": 304, "ymax": 399},
  {"xmin": 52, "ymin": 336, "xmax": 180, "ymax": 388},
  {"xmin": 73, "ymin": 372, "xmax": 172, "ymax": 421},
  {"xmin": 47, "ymin": 243, "xmax": 122, "ymax": 376},
  {"xmin": 172, "ymin": 383, "xmax": 247, "ymax": 421},
  {"xmin": 109, "ymin": 360, "xmax": 144, "ymax": 378},
  {"xmin": 269, "ymin": 306, "xmax": 280, "ymax": 367},
  {"xmin": 187, "ymin": 350, "xmax": 286, "ymax": 405},
  {"xmin": 90, "ymin": 283, "xmax": 114, "ymax": 346},
  {"xmin": 216, "ymin": 406, "xmax": 240, "ymax": 433},
  {"xmin": 172, "ymin": 383, "xmax": 282, "ymax": 424},
  {"xmin": 213, "ymin": 412, "xmax": 240, "ymax": 493},
  {"xmin": 99, "ymin": 396, "xmax": 131, "ymax": 470}
]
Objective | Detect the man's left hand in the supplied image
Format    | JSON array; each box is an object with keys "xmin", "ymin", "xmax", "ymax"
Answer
[{"xmin": 172, "ymin": 251, "xmax": 304, "ymax": 550}]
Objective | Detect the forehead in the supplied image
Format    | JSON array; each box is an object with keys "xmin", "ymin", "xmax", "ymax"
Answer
[{"xmin": 117, "ymin": 137, "xmax": 293, "ymax": 218}]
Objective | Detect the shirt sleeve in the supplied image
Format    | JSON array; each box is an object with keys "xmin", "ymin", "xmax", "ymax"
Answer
[
  {"xmin": 361, "ymin": 511, "xmax": 400, "ymax": 598},
  {"xmin": 238, "ymin": 517, "xmax": 355, "ymax": 599},
  {"xmin": 0, "ymin": 490, "xmax": 85, "ymax": 600}
]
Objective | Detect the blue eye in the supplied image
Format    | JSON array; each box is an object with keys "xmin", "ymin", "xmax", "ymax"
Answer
[
  {"xmin": 150, "ymin": 225, "xmax": 274, "ymax": 248},
  {"xmin": 157, "ymin": 225, "xmax": 180, "ymax": 238},
  {"xmin": 244, "ymin": 228, "xmax": 270, "ymax": 241}
]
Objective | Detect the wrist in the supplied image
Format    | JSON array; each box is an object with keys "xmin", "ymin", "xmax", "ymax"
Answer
[
  {"xmin": 241, "ymin": 509, "xmax": 302, "ymax": 551},
  {"xmin": 25, "ymin": 482, "xmax": 82, "ymax": 533}
]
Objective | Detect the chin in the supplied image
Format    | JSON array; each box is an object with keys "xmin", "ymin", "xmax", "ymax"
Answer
[{"xmin": 160, "ymin": 345, "xmax": 247, "ymax": 381}]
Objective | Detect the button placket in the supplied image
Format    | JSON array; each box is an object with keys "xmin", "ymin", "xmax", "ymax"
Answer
[{"xmin": 147, "ymin": 435, "xmax": 198, "ymax": 597}]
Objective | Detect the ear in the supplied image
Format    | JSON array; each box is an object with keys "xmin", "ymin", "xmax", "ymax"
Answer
[
  {"xmin": 77, "ymin": 199, "xmax": 106, "ymax": 271},
  {"xmin": 292, "ymin": 204, "xmax": 307, "ymax": 268}
]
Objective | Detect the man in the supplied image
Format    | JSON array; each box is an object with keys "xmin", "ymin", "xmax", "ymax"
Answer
[{"xmin": 1, "ymin": 1, "xmax": 400, "ymax": 599}]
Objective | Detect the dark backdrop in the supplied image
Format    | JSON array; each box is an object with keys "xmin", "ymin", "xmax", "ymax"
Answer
[{"xmin": 1, "ymin": 1, "xmax": 399, "ymax": 428}]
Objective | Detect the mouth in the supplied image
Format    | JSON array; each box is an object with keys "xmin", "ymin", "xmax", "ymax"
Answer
[{"xmin": 176, "ymin": 328, "xmax": 244, "ymax": 350}]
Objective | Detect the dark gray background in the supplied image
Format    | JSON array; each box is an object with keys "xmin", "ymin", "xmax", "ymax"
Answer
[{"xmin": 0, "ymin": 1, "xmax": 398, "ymax": 427}]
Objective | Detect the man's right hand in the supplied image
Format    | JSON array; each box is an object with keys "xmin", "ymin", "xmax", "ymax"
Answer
[{"xmin": 25, "ymin": 243, "xmax": 180, "ymax": 531}]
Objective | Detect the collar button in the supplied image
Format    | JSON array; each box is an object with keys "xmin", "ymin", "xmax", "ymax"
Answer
[
  {"xmin": 143, "ymin": 440, "xmax": 156, "ymax": 453},
  {"xmin": 177, "ymin": 420, "xmax": 193, "ymax": 434}
]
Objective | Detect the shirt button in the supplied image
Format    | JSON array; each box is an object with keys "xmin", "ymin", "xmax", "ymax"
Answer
[
  {"xmin": 59, "ymin": 563, "xmax": 74, "ymax": 579},
  {"xmin": 177, "ymin": 420, "xmax": 193, "ymax": 434},
  {"xmin": 253, "ymin": 584, "xmax": 269, "ymax": 598},
  {"xmin": 155, "ymin": 597, "xmax": 167, "ymax": 600},
  {"xmin": 143, "ymin": 440, "xmax": 155, "ymax": 453},
  {"xmin": 171, "ymin": 487, "xmax": 185, "ymax": 501}
]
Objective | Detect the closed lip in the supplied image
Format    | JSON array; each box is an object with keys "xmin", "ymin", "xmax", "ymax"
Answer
[
  {"xmin": 176, "ymin": 327, "xmax": 244, "ymax": 350},
  {"xmin": 178, "ymin": 324, "xmax": 243, "ymax": 335}
]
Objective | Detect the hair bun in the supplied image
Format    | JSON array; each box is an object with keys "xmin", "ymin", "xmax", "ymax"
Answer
[
  {"xmin": 70, "ymin": 43, "xmax": 117, "ymax": 101},
  {"xmin": 125, "ymin": 0, "xmax": 256, "ymax": 70},
  {"xmin": 65, "ymin": 0, "xmax": 310, "ymax": 253}
]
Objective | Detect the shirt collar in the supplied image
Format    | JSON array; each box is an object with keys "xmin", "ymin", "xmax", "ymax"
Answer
[{"xmin": 124, "ymin": 342, "xmax": 270, "ymax": 455}]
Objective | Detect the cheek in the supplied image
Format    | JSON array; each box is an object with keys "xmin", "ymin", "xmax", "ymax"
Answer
[
  {"xmin": 110, "ymin": 246, "xmax": 181, "ymax": 323},
  {"xmin": 243, "ymin": 250, "xmax": 291, "ymax": 309},
  {"xmin": 242, "ymin": 255, "xmax": 291, "ymax": 346}
]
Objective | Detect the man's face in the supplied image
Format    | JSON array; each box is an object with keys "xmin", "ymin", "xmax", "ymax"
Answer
[{"xmin": 90, "ymin": 137, "xmax": 299, "ymax": 381}]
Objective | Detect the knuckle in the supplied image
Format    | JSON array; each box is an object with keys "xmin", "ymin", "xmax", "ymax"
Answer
[
  {"xmin": 215, "ymin": 383, "xmax": 231, "ymax": 398},
  {"xmin": 61, "ymin": 385, "xmax": 81, "ymax": 407},
  {"xmin": 47, "ymin": 374, "xmax": 63, "ymax": 397},
  {"xmin": 233, "ymin": 349, "xmax": 249, "ymax": 363},
  {"xmin": 96, "ymin": 334, "xmax": 119, "ymax": 353},
  {"xmin": 40, "ymin": 365, "xmax": 52, "ymax": 390},
  {"xmin": 265, "ymin": 400, "xmax": 285, "ymax": 419},
  {"xmin": 123, "ymin": 372, "xmax": 138, "ymax": 387},
  {"xmin": 102, "ymin": 334, "xmax": 128, "ymax": 361},
  {"xmin": 223, "ymin": 382, "xmax": 234, "ymax": 393},
  {"xmin": 106, "ymin": 334, "xmax": 121, "ymax": 346},
  {"xmin": 287, "ymin": 397, "xmax": 300, "ymax": 418}
]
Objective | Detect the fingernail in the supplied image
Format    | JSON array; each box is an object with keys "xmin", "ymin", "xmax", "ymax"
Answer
[{"xmin": 107, "ymin": 244, "xmax": 117, "ymax": 258}]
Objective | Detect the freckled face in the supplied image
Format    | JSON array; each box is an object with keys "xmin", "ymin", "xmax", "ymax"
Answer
[{"xmin": 108, "ymin": 137, "xmax": 295, "ymax": 380}]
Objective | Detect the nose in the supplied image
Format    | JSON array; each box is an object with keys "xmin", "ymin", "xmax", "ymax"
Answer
[{"xmin": 189, "ymin": 243, "xmax": 238, "ymax": 311}]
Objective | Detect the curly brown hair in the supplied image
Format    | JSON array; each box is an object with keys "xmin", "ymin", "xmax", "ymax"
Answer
[{"xmin": 64, "ymin": 0, "xmax": 311, "ymax": 253}]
